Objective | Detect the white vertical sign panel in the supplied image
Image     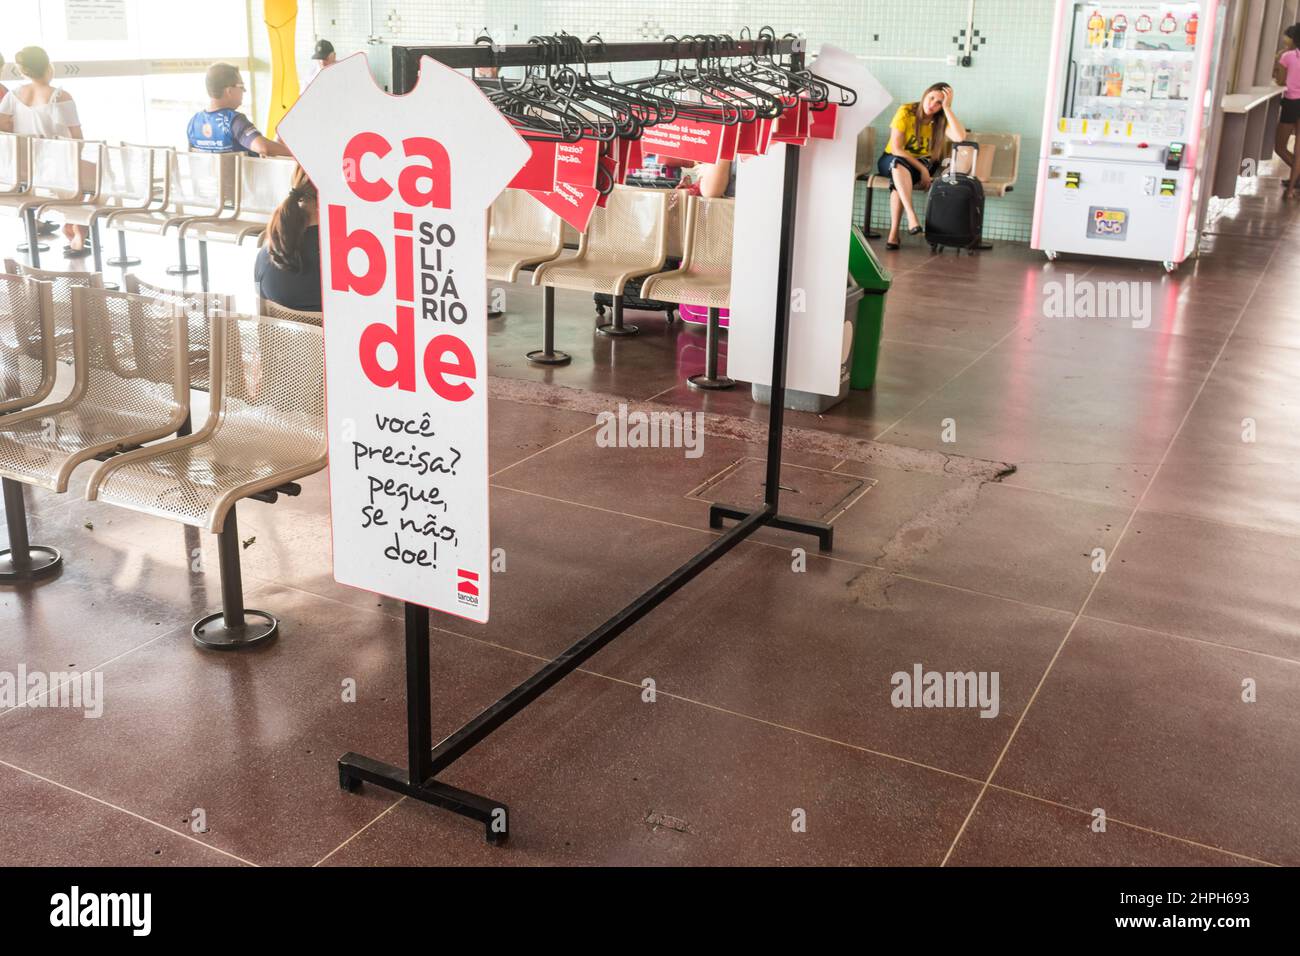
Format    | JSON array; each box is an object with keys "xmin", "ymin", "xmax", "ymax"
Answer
[
  {"xmin": 728, "ymin": 46, "xmax": 891, "ymax": 396},
  {"xmin": 278, "ymin": 54, "xmax": 530, "ymax": 623}
]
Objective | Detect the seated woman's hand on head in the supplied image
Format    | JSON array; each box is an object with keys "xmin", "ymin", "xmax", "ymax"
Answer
[{"xmin": 875, "ymin": 82, "xmax": 966, "ymax": 248}]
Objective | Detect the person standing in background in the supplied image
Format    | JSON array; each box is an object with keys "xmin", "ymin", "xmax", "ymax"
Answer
[
  {"xmin": 0, "ymin": 46, "xmax": 90, "ymax": 255},
  {"xmin": 1274, "ymin": 24, "xmax": 1300, "ymax": 199},
  {"xmin": 302, "ymin": 40, "xmax": 336, "ymax": 87}
]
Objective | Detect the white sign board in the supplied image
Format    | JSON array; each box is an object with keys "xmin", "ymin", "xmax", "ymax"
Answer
[
  {"xmin": 66, "ymin": 0, "xmax": 129, "ymax": 42},
  {"xmin": 278, "ymin": 54, "xmax": 530, "ymax": 623},
  {"xmin": 728, "ymin": 46, "xmax": 890, "ymax": 396}
]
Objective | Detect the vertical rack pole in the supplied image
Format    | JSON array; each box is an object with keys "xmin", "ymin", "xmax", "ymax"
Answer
[
  {"xmin": 405, "ymin": 601, "xmax": 434, "ymax": 785},
  {"xmin": 764, "ymin": 50, "xmax": 805, "ymax": 512}
]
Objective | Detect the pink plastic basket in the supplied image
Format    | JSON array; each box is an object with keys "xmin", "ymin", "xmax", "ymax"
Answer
[{"xmin": 678, "ymin": 304, "xmax": 730, "ymax": 328}]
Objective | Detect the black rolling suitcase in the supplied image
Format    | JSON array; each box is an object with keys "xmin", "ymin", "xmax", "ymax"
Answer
[{"xmin": 924, "ymin": 141, "xmax": 985, "ymax": 254}]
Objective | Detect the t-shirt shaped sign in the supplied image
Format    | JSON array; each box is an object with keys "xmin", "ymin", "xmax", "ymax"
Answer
[{"xmin": 278, "ymin": 54, "xmax": 530, "ymax": 623}]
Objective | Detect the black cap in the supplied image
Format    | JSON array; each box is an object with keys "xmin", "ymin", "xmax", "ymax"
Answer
[{"xmin": 312, "ymin": 39, "xmax": 334, "ymax": 60}]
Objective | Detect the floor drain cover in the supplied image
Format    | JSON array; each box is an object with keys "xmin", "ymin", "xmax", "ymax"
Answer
[{"xmin": 688, "ymin": 457, "xmax": 874, "ymax": 522}]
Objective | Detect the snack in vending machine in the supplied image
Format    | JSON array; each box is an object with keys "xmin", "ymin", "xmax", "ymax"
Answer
[
  {"xmin": 1159, "ymin": 11, "xmax": 1178, "ymax": 35},
  {"xmin": 1185, "ymin": 12, "xmax": 1198, "ymax": 48},
  {"xmin": 1087, "ymin": 9, "xmax": 1107, "ymax": 47},
  {"xmin": 1135, "ymin": 12, "xmax": 1153, "ymax": 33},
  {"xmin": 1105, "ymin": 59, "xmax": 1124, "ymax": 97},
  {"xmin": 1122, "ymin": 59, "xmax": 1149, "ymax": 99},
  {"xmin": 1111, "ymin": 13, "xmax": 1128, "ymax": 50},
  {"xmin": 1152, "ymin": 61, "xmax": 1172, "ymax": 99}
]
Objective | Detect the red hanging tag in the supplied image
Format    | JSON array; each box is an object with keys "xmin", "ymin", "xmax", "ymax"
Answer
[
  {"xmin": 640, "ymin": 118, "xmax": 726, "ymax": 164},
  {"xmin": 508, "ymin": 139, "xmax": 559, "ymax": 191},
  {"xmin": 555, "ymin": 139, "xmax": 599, "ymax": 187},
  {"xmin": 526, "ymin": 182, "xmax": 600, "ymax": 232},
  {"xmin": 809, "ymin": 102, "xmax": 839, "ymax": 140}
]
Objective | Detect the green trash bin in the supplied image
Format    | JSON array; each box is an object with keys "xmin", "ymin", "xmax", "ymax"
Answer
[{"xmin": 848, "ymin": 225, "xmax": 892, "ymax": 390}]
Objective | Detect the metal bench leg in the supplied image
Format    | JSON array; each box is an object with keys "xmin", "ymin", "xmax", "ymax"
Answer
[
  {"xmin": 526, "ymin": 286, "xmax": 571, "ymax": 366},
  {"xmin": 90, "ymin": 219, "xmax": 104, "ymax": 274},
  {"xmin": 166, "ymin": 235, "xmax": 199, "ymax": 278},
  {"xmin": 0, "ymin": 477, "xmax": 62, "ymax": 581},
  {"xmin": 198, "ymin": 240, "xmax": 210, "ymax": 292},
  {"xmin": 192, "ymin": 503, "xmax": 277, "ymax": 649},
  {"xmin": 23, "ymin": 210, "xmax": 43, "ymax": 268},
  {"xmin": 597, "ymin": 293, "xmax": 639, "ymax": 337},
  {"xmin": 688, "ymin": 307, "xmax": 735, "ymax": 391},
  {"xmin": 864, "ymin": 182, "xmax": 882, "ymax": 239},
  {"xmin": 106, "ymin": 229, "xmax": 140, "ymax": 268}
]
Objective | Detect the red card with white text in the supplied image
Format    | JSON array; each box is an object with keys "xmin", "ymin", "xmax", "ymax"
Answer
[
  {"xmin": 555, "ymin": 140, "xmax": 599, "ymax": 188},
  {"xmin": 527, "ymin": 181, "xmax": 600, "ymax": 231},
  {"xmin": 640, "ymin": 119, "xmax": 725, "ymax": 164}
]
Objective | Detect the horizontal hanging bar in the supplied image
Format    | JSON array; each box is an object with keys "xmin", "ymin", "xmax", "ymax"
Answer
[{"xmin": 392, "ymin": 37, "xmax": 803, "ymax": 94}]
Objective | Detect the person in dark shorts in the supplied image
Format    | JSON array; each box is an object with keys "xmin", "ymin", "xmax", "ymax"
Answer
[
  {"xmin": 876, "ymin": 82, "xmax": 967, "ymax": 249},
  {"xmin": 1275, "ymin": 24, "xmax": 1300, "ymax": 198},
  {"xmin": 254, "ymin": 165, "xmax": 321, "ymax": 312},
  {"xmin": 188, "ymin": 62, "xmax": 291, "ymax": 158}
]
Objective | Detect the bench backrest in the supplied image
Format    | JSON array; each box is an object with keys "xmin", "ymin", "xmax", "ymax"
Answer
[
  {"xmin": 0, "ymin": 273, "xmax": 56, "ymax": 412},
  {"xmin": 236, "ymin": 156, "xmax": 296, "ymax": 221},
  {"xmin": 489, "ymin": 189, "xmax": 563, "ymax": 256},
  {"xmin": 71, "ymin": 284, "xmax": 189, "ymax": 421},
  {"xmin": 580, "ymin": 185, "xmax": 667, "ymax": 270},
  {"xmin": 4, "ymin": 259, "xmax": 104, "ymax": 363},
  {"xmin": 96, "ymin": 144, "xmax": 154, "ymax": 208}
]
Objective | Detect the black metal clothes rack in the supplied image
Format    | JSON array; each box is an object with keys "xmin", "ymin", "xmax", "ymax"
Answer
[{"xmin": 338, "ymin": 35, "xmax": 838, "ymax": 844}]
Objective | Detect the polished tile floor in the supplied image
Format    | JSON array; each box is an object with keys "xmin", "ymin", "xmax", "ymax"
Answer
[{"xmin": 1, "ymin": 176, "xmax": 1298, "ymax": 866}]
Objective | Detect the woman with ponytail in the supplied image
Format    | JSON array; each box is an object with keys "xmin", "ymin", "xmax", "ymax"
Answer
[{"xmin": 254, "ymin": 165, "xmax": 322, "ymax": 311}]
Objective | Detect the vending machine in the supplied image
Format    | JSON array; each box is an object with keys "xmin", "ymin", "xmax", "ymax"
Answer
[{"xmin": 1032, "ymin": 1, "xmax": 1230, "ymax": 271}]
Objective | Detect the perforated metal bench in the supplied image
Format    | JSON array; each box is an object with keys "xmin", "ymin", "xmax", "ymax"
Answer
[
  {"xmin": 0, "ymin": 137, "xmax": 85, "ymax": 268},
  {"xmin": 529, "ymin": 185, "xmax": 668, "ymax": 364},
  {"xmin": 106, "ymin": 150, "xmax": 232, "ymax": 286},
  {"xmin": 4, "ymin": 259, "xmax": 104, "ymax": 364},
  {"xmin": 87, "ymin": 313, "xmax": 327, "ymax": 648},
  {"xmin": 641, "ymin": 195, "xmax": 734, "ymax": 390},
  {"xmin": 0, "ymin": 272, "xmax": 56, "ymax": 416},
  {"xmin": 35, "ymin": 143, "xmax": 155, "ymax": 275},
  {"xmin": 257, "ymin": 297, "xmax": 323, "ymax": 327},
  {"xmin": 0, "ymin": 285, "xmax": 190, "ymax": 581}
]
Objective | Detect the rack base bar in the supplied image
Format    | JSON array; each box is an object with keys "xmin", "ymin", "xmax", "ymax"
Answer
[
  {"xmin": 337, "ymin": 751, "xmax": 509, "ymax": 845},
  {"xmin": 708, "ymin": 502, "xmax": 833, "ymax": 552},
  {"xmin": 338, "ymin": 503, "xmax": 784, "ymax": 842}
]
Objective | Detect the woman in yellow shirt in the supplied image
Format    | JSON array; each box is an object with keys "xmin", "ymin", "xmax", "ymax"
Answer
[{"xmin": 877, "ymin": 82, "xmax": 967, "ymax": 249}]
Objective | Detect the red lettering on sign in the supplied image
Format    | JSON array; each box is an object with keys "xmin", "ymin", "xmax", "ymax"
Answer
[
  {"xmin": 360, "ymin": 304, "xmax": 417, "ymax": 391},
  {"xmin": 399, "ymin": 136, "xmax": 452, "ymax": 209},
  {"xmin": 424, "ymin": 334, "xmax": 477, "ymax": 402},
  {"xmin": 328, "ymin": 204, "xmax": 385, "ymax": 296},
  {"xmin": 342, "ymin": 132, "xmax": 452, "ymax": 209},
  {"xmin": 344, "ymin": 131, "xmax": 393, "ymax": 202}
]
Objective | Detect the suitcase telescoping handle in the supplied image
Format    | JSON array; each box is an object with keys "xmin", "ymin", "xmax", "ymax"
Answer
[{"xmin": 945, "ymin": 140, "xmax": 980, "ymax": 182}]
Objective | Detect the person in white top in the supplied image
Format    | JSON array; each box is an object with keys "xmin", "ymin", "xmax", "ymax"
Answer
[{"xmin": 0, "ymin": 46, "xmax": 89, "ymax": 255}]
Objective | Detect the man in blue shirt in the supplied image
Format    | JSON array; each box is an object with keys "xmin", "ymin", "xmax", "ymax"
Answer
[{"xmin": 187, "ymin": 62, "xmax": 291, "ymax": 158}]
